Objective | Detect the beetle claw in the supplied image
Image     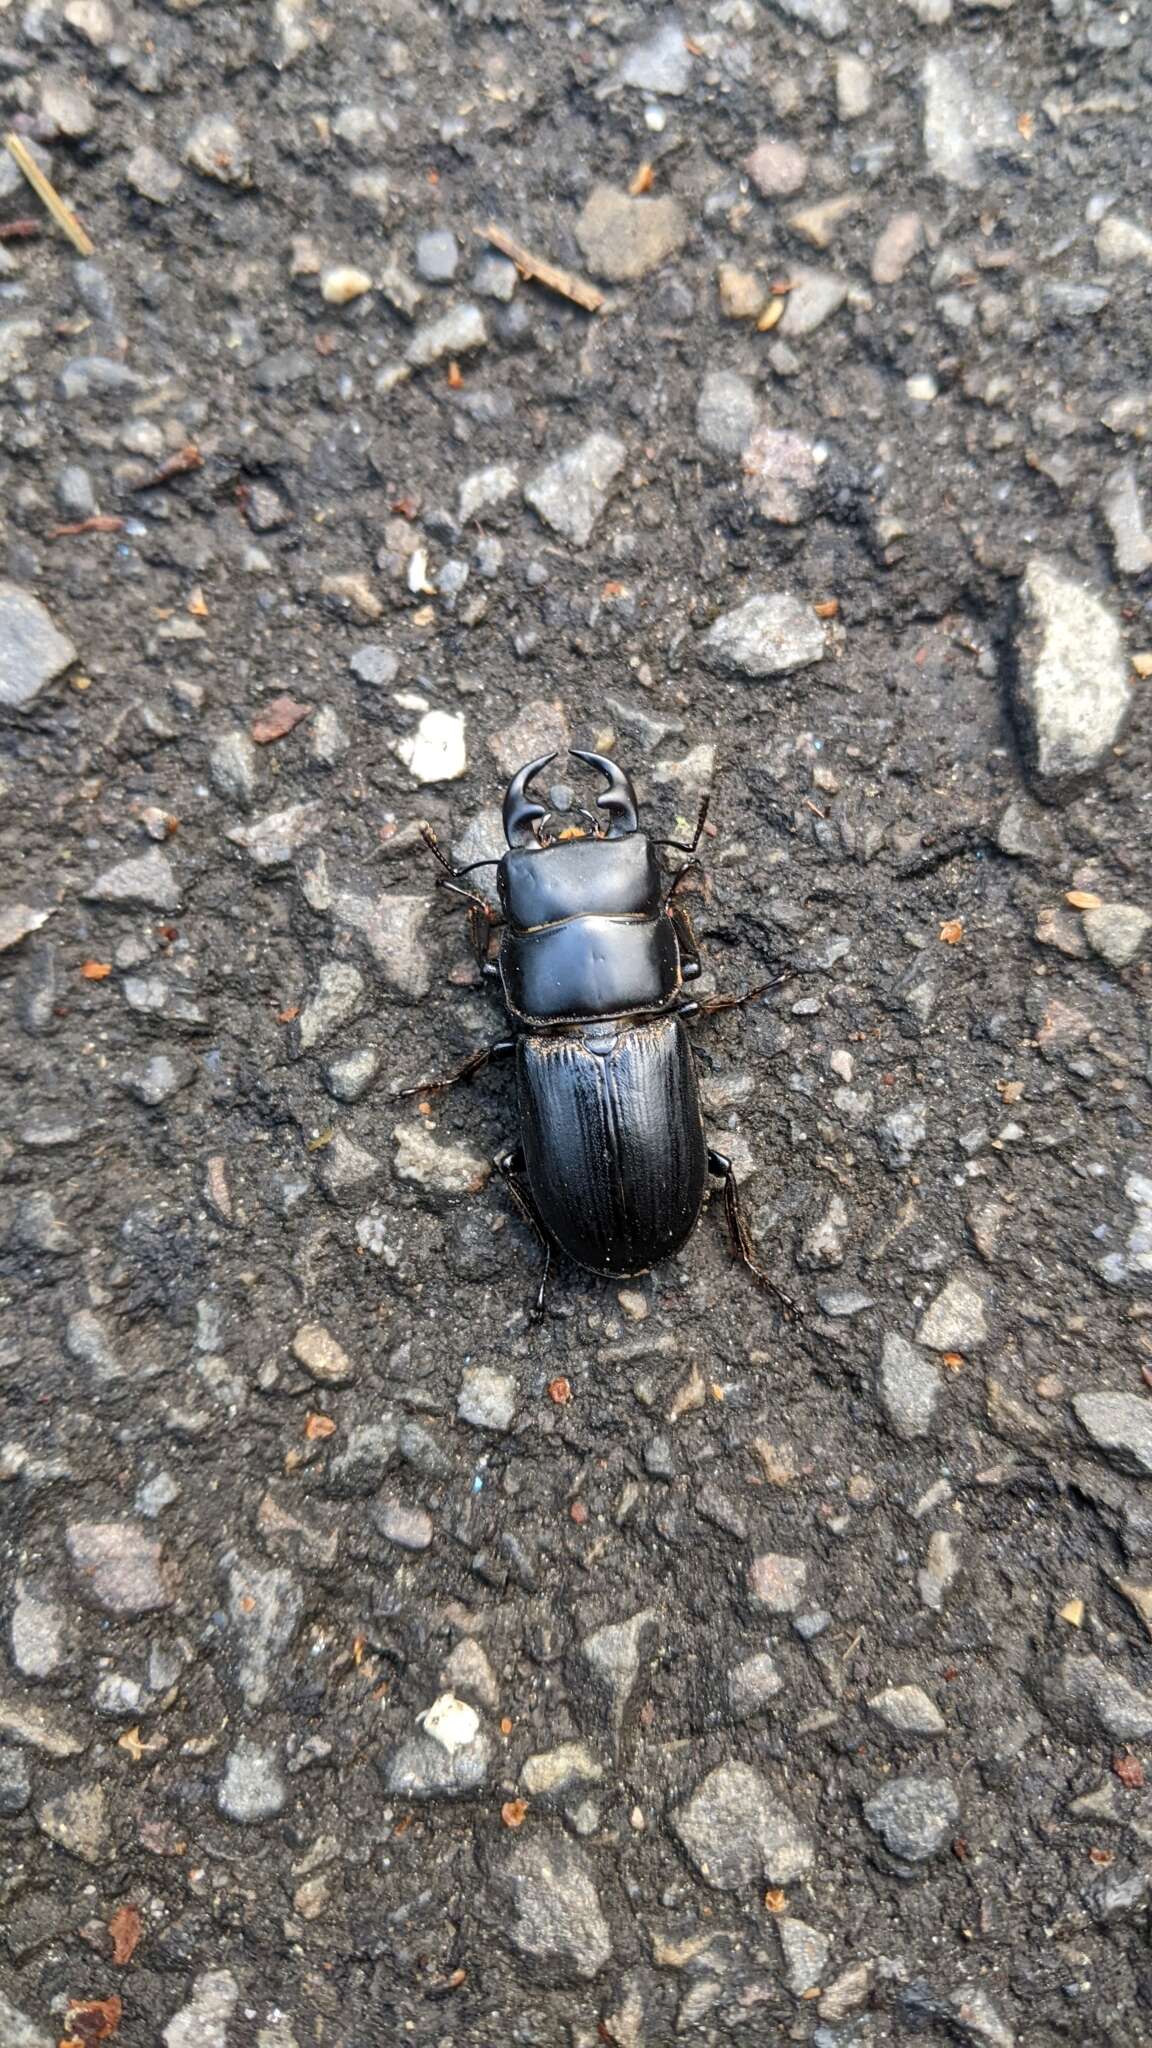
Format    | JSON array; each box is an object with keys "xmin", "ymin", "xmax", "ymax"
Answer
[
  {"xmin": 503, "ymin": 753, "xmax": 558, "ymax": 848},
  {"xmin": 569, "ymin": 749, "xmax": 639, "ymax": 838}
]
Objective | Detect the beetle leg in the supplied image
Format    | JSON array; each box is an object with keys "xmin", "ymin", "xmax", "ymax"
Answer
[
  {"xmin": 668, "ymin": 897, "xmax": 703, "ymax": 982},
  {"xmin": 655, "ymin": 792, "xmax": 711, "ymax": 855},
  {"xmin": 401, "ymin": 1040, "xmax": 515, "ymax": 1098},
  {"xmin": 689, "ymin": 971, "xmax": 791, "ymax": 1017},
  {"xmin": 708, "ymin": 1149, "xmax": 800, "ymax": 1320},
  {"xmin": 495, "ymin": 1144, "xmax": 552, "ymax": 1316}
]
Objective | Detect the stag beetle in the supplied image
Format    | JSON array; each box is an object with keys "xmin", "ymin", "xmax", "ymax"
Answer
[{"xmin": 409, "ymin": 751, "xmax": 794, "ymax": 1315}]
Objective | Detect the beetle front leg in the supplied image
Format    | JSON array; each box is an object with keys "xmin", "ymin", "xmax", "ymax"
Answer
[
  {"xmin": 495, "ymin": 1143, "xmax": 552, "ymax": 1317},
  {"xmin": 401, "ymin": 1039, "xmax": 515, "ymax": 1098},
  {"xmin": 708, "ymin": 1149, "xmax": 800, "ymax": 1320}
]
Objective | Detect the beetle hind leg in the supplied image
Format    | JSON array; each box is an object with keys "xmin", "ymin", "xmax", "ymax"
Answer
[
  {"xmin": 495, "ymin": 1143, "xmax": 553, "ymax": 1317},
  {"xmin": 708, "ymin": 1149, "xmax": 800, "ymax": 1320},
  {"xmin": 401, "ymin": 1039, "xmax": 514, "ymax": 1098}
]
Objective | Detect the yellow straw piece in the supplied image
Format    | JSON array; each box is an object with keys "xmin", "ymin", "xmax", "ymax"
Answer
[{"xmin": 3, "ymin": 132, "xmax": 95, "ymax": 256}]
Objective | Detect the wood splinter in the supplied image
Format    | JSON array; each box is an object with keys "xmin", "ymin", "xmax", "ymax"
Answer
[
  {"xmin": 3, "ymin": 132, "xmax": 94, "ymax": 256},
  {"xmin": 477, "ymin": 222, "xmax": 603, "ymax": 314}
]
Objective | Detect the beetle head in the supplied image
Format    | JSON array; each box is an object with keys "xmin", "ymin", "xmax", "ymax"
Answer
[{"xmin": 502, "ymin": 750, "xmax": 640, "ymax": 848}]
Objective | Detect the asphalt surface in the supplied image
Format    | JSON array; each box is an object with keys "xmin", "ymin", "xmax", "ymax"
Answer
[{"xmin": 2, "ymin": 1, "xmax": 1152, "ymax": 2043}]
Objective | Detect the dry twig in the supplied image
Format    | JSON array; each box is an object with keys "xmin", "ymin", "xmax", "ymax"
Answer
[
  {"xmin": 3, "ymin": 132, "xmax": 94, "ymax": 255},
  {"xmin": 477, "ymin": 222, "xmax": 603, "ymax": 313}
]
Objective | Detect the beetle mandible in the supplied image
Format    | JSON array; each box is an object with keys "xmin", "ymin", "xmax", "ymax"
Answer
[{"xmin": 408, "ymin": 750, "xmax": 796, "ymax": 1316}]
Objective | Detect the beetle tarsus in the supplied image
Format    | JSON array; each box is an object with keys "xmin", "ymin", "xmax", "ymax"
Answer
[
  {"xmin": 402, "ymin": 1040, "xmax": 514, "ymax": 1097},
  {"xmin": 710, "ymin": 1149, "xmax": 801, "ymax": 1321},
  {"xmin": 495, "ymin": 1144, "xmax": 553, "ymax": 1315}
]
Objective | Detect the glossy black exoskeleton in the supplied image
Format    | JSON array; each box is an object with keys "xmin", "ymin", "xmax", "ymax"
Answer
[{"xmin": 408, "ymin": 751, "xmax": 794, "ymax": 1314}]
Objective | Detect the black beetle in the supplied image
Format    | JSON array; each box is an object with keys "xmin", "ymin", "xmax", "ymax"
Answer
[{"xmin": 409, "ymin": 750, "xmax": 794, "ymax": 1314}]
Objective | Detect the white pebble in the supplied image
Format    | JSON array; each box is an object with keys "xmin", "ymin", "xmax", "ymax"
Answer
[{"xmin": 321, "ymin": 266, "xmax": 373, "ymax": 305}]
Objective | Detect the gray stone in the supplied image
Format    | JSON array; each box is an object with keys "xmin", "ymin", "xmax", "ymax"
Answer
[
  {"xmin": 922, "ymin": 54, "xmax": 1020, "ymax": 189},
  {"xmin": 333, "ymin": 890, "xmax": 431, "ymax": 997},
  {"xmin": 37, "ymin": 1780, "xmax": 109, "ymax": 1862},
  {"xmin": 395, "ymin": 1123, "xmax": 488, "ymax": 1197},
  {"xmin": 350, "ymin": 644, "xmax": 399, "ymax": 688},
  {"xmin": 309, "ymin": 705, "xmax": 350, "ymax": 767},
  {"xmin": 576, "ymin": 185, "xmax": 689, "ymax": 283},
  {"xmin": 291, "ymin": 1322, "xmax": 354, "ymax": 1384},
  {"xmin": 406, "ymin": 303, "xmax": 487, "ymax": 371},
  {"xmin": 674, "ymin": 1761, "xmax": 814, "ymax": 1889},
  {"xmin": 457, "ymin": 1366, "xmax": 516, "ymax": 1431},
  {"xmin": 10, "ymin": 1583, "xmax": 65, "ymax": 1680},
  {"xmin": 0, "ymin": 1691, "xmax": 87, "ymax": 1757},
  {"xmin": 918, "ymin": 1531, "xmax": 961, "ymax": 1613},
  {"xmin": 700, "ymin": 592, "xmax": 825, "ymax": 678},
  {"xmin": 66, "ymin": 1521, "xmax": 170, "ymax": 1614},
  {"xmin": 521, "ymin": 1741, "xmax": 603, "ymax": 1802},
  {"xmin": 1097, "ymin": 214, "xmax": 1152, "ymax": 267},
  {"xmin": 125, "ymin": 144, "xmax": 183, "ymax": 204},
  {"xmin": 58, "ymin": 355, "xmax": 142, "ymax": 401},
  {"xmin": 778, "ymin": 1916, "xmax": 831, "ymax": 1996},
  {"xmin": 864, "ymin": 1774, "xmax": 959, "ymax": 1862},
  {"xmin": 0, "ymin": 1992, "xmax": 53, "ymax": 2048},
  {"xmin": 729, "ymin": 1651, "xmax": 785, "ymax": 1719},
  {"xmin": 209, "ymin": 730, "xmax": 258, "ymax": 808},
  {"xmin": 218, "ymin": 1737, "xmax": 286, "ymax": 1821},
  {"xmin": 11, "ymin": 1192, "xmax": 75, "ymax": 1255},
  {"xmin": 1073, "ymin": 1392, "xmax": 1152, "ymax": 1476},
  {"xmin": 1082, "ymin": 905, "xmax": 1151, "ymax": 969},
  {"xmin": 227, "ymin": 1560, "xmax": 302, "ymax": 1708},
  {"xmin": 293, "ymin": 962, "xmax": 364, "ymax": 1052},
  {"xmin": 524, "ymin": 432, "xmax": 627, "ymax": 546},
  {"xmin": 494, "ymin": 1831, "xmax": 613, "ymax": 1981},
  {"xmin": 770, "ymin": 0, "xmax": 848, "ymax": 32},
  {"xmin": 877, "ymin": 1334, "xmax": 941, "ymax": 1441},
  {"xmin": 778, "ymin": 267, "xmax": 848, "ymax": 337},
  {"xmin": 1100, "ymin": 463, "xmax": 1152, "ymax": 577},
  {"xmin": 84, "ymin": 850, "xmax": 180, "ymax": 913},
  {"xmin": 742, "ymin": 425, "xmax": 821, "ymax": 524},
  {"xmin": 385, "ymin": 1725, "xmax": 491, "ymax": 1800},
  {"xmin": 327, "ymin": 1418, "xmax": 399, "ymax": 1495},
  {"xmin": 473, "ymin": 253, "xmax": 518, "ymax": 301},
  {"xmin": 121, "ymin": 1054, "xmax": 188, "ymax": 1107},
  {"xmin": 1058, "ymin": 1654, "xmax": 1152, "ymax": 1740},
  {"xmin": 227, "ymin": 802, "xmax": 325, "ymax": 867},
  {"xmin": 375, "ymin": 1496, "xmax": 434, "ymax": 1550},
  {"xmin": 0, "ymin": 902, "xmax": 53, "ymax": 953},
  {"xmin": 1042, "ymin": 281, "xmax": 1110, "ymax": 323},
  {"xmin": 618, "ymin": 19, "xmax": 692, "ymax": 95},
  {"xmin": 1008, "ymin": 557, "xmax": 1131, "ymax": 801},
  {"xmin": 946, "ymin": 1986, "xmax": 1016, "ymax": 2048},
  {"xmin": 868, "ymin": 1685, "xmax": 946, "ymax": 1737},
  {"xmin": 916, "ymin": 1274, "xmax": 988, "ymax": 1352},
  {"xmin": 0, "ymin": 584, "xmax": 76, "ymax": 710},
  {"xmin": 56, "ymin": 465, "xmax": 97, "ymax": 518},
  {"xmin": 324, "ymin": 1047, "xmax": 379, "ymax": 1101},
  {"xmin": 799, "ymin": 1194, "xmax": 850, "ymax": 1269},
  {"xmin": 316, "ymin": 1131, "xmax": 381, "ymax": 1200},
  {"xmin": 442, "ymin": 1637, "xmax": 500, "ymax": 1712},
  {"xmin": 875, "ymin": 1101, "xmax": 927, "ymax": 1170},
  {"xmin": 414, "ymin": 229, "xmax": 459, "ymax": 283},
  {"xmin": 696, "ymin": 370, "xmax": 759, "ymax": 457},
  {"xmin": 748, "ymin": 1552, "xmax": 808, "ymax": 1613},
  {"xmin": 745, "ymin": 137, "xmax": 809, "ymax": 198},
  {"xmin": 0, "ymin": 1743, "xmax": 31, "ymax": 1814},
  {"xmin": 836, "ymin": 52, "xmax": 872, "ymax": 119},
  {"xmin": 581, "ymin": 1610, "xmax": 658, "ymax": 1735},
  {"xmin": 184, "ymin": 113, "xmax": 250, "ymax": 184},
  {"xmin": 163, "ymin": 1971, "xmax": 240, "ymax": 2048},
  {"xmin": 0, "ymin": 319, "xmax": 44, "ymax": 385},
  {"xmin": 459, "ymin": 461, "xmax": 518, "ymax": 523}
]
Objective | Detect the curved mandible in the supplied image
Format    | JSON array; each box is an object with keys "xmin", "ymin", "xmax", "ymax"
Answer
[
  {"xmin": 503, "ymin": 753, "xmax": 557, "ymax": 847},
  {"xmin": 569, "ymin": 749, "xmax": 639, "ymax": 838}
]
